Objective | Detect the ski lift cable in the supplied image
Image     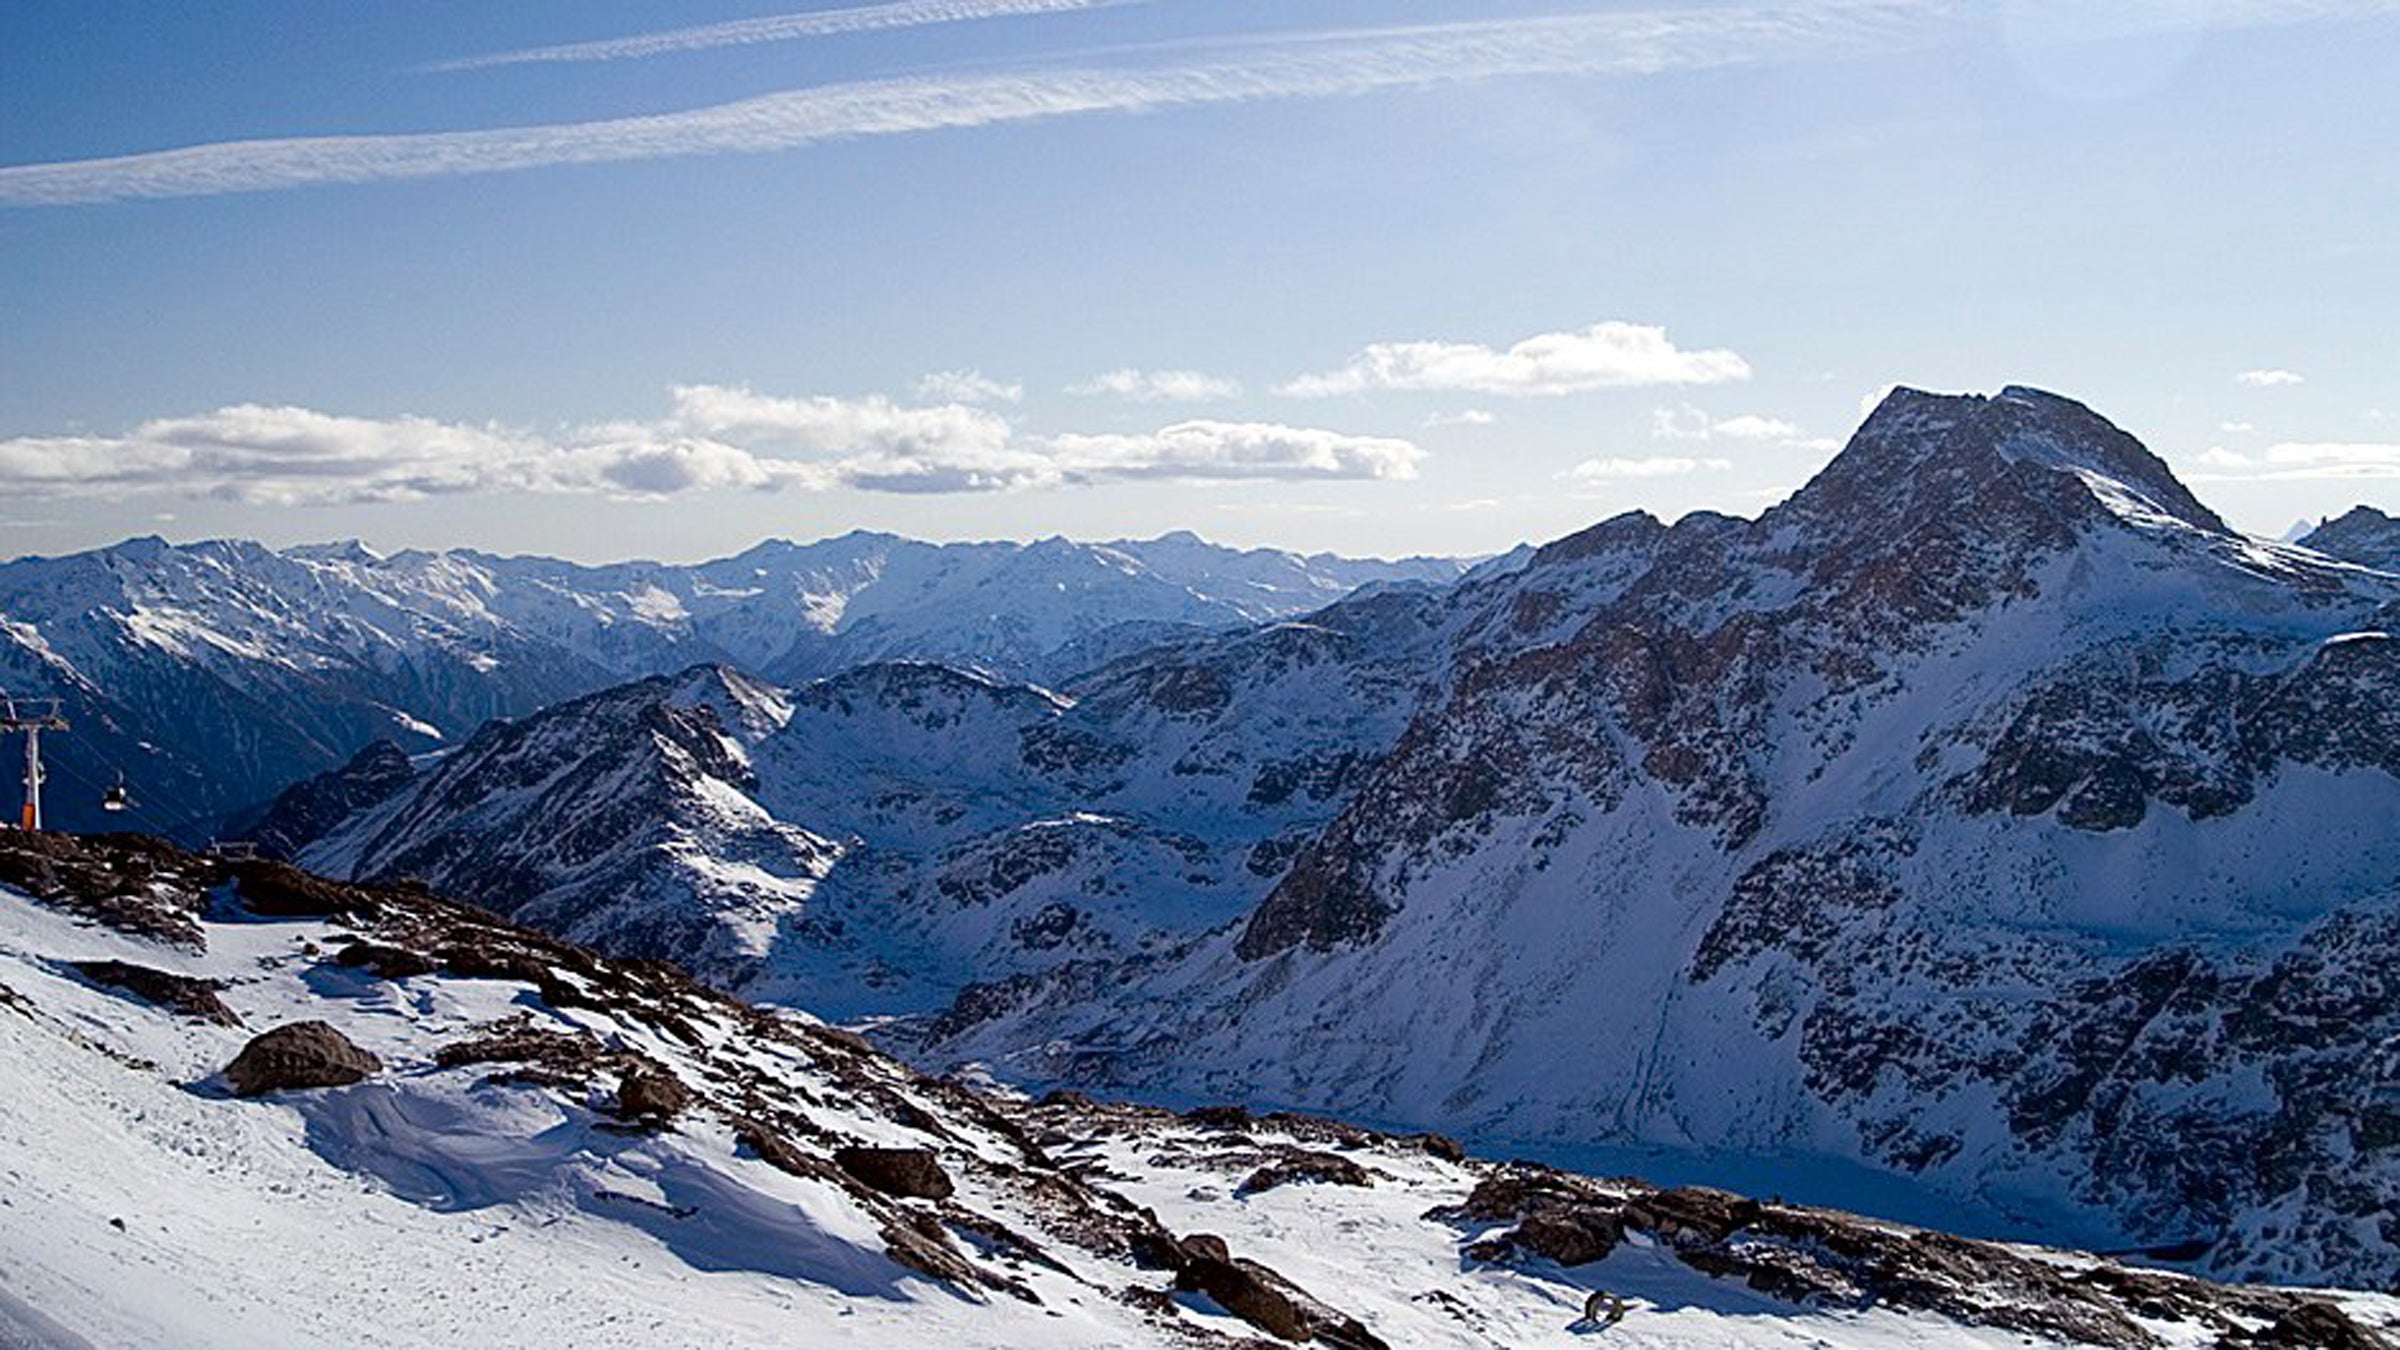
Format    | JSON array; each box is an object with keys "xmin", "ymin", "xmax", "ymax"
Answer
[{"xmin": 2, "ymin": 689, "xmax": 245, "ymax": 840}]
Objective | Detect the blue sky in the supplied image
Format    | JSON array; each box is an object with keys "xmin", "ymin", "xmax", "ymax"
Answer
[{"xmin": 3, "ymin": 0, "xmax": 2396, "ymax": 562}]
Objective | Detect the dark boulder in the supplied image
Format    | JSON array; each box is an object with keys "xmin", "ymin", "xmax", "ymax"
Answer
[
  {"xmin": 1236, "ymin": 1149, "xmax": 1372, "ymax": 1196},
  {"xmin": 615, "ymin": 1065, "xmax": 694, "ymax": 1124},
  {"xmin": 224, "ymin": 1021, "xmax": 380, "ymax": 1096},
  {"xmin": 1170, "ymin": 1234, "xmax": 1388, "ymax": 1349},
  {"xmin": 835, "ymin": 1145, "xmax": 955, "ymax": 1200},
  {"xmin": 231, "ymin": 860, "xmax": 367, "ymax": 917},
  {"xmin": 2253, "ymin": 1300, "xmax": 2388, "ymax": 1350},
  {"xmin": 1475, "ymin": 1207, "xmax": 1624, "ymax": 1267},
  {"xmin": 737, "ymin": 1122, "xmax": 830, "ymax": 1181},
  {"xmin": 333, "ymin": 941, "xmax": 436, "ymax": 980},
  {"xmin": 71, "ymin": 959, "xmax": 240, "ymax": 1026},
  {"xmin": 1411, "ymin": 1132, "xmax": 1466, "ymax": 1162}
]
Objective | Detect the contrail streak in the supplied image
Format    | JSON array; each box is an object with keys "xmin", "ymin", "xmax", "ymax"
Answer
[
  {"xmin": 425, "ymin": 0, "xmax": 1147, "ymax": 74},
  {"xmin": 5, "ymin": 1, "xmax": 2394, "ymax": 208}
]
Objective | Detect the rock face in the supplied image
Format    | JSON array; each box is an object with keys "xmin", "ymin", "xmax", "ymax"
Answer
[
  {"xmin": 833, "ymin": 1146, "xmax": 955, "ymax": 1201},
  {"xmin": 233, "ymin": 740, "xmax": 420, "ymax": 860},
  {"xmin": 223, "ymin": 1021, "xmax": 381, "ymax": 1096},
  {"xmin": 70, "ymin": 960, "xmax": 240, "ymax": 1026},
  {"xmin": 1437, "ymin": 1164, "xmax": 2394, "ymax": 1350},
  {"xmin": 921, "ymin": 388, "xmax": 2400, "ymax": 1290}
]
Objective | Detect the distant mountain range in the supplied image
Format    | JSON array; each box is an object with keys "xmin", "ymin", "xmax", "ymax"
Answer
[{"xmin": 0, "ymin": 530, "xmax": 1470, "ymax": 837}]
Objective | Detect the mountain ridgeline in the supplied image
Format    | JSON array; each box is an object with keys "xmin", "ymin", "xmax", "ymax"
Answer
[
  {"xmin": 0, "ymin": 531, "xmax": 1469, "ymax": 838},
  {"xmin": 23, "ymin": 386, "xmax": 2400, "ymax": 1294}
]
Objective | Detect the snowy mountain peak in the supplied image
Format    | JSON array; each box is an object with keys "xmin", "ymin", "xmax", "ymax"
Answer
[
  {"xmin": 1527, "ymin": 509, "xmax": 1666, "ymax": 568},
  {"xmin": 2302, "ymin": 504, "xmax": 2400, "ymax": 572},
  {"xmin": 664, "ymin": 662, "xmax": 794, "ymax": 739},
  {"xmin": 283, "ymin": 538, "xmax": 384, "ymax": 564}
]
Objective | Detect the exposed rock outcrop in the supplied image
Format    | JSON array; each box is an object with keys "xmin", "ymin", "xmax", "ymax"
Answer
[{"xmin": 223, "ymin": 1021, "xmax": 381, "ymax": 1096}]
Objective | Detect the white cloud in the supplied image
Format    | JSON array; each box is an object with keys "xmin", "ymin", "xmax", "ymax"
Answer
[
  {"xmin": 0, "ymin": 10, "xmax": 1965, "ymax": 208},
  {"xmin": 424, "ymin": 0, "xmax": 1140, "ymax": 73},
  {"xmin": 1068, "ymin": 368, "xmax": 1244, "ymax": 402},
  {"xmin": 666, "ymin": 384, "xmax": 1016, "ymax": 460},
  {"xmin": 1285, "ymin": 322, "xmax": 1751, "ymax": 398},
  {"xmin": 1652, "ymin": 404, "xmax": 1833, "ymax": 453},
  {"xmin": 1568, "ymin": 455, "xmax": 1733, "ymax": 484},
  {"xmin": 1049, "ymin": 420, "xmax": 1422, "ymax": 482},
  {"xmin": 0, "ymin": 390, "xmax": 1422, "ymax": 502},
  {"xmin": 1709, "ymin": 413, "xmax": 1803, "ymax": 441},
  {"xmin": 2235, "ymin": 368, "xmax": 2306, "ymax": 387},
  {"xmin": 1424, "ymin": 408, "xmax": 1497, "ymax": 428},
  {"xmin": 1652, "ymin": 405, "xmax": 1801, "ymax": 442},
  {"xmin": 2218, "ymin": 420, "xmax": 2255, "ymax": 434},
  {"xmin": 1859, "ymin": 383, "xmax": 1899, "ymax": 418},
  {"xmin": 0, "ymin": 403, "xmax": 821, "ymax": 505},
  {"xmin": 913, "ymin": 369, "xmax": 1023, "ymax": 404},
  {"xmin": 2265, "ymin": 441, "xmax": 2400, "ymax": 471},
  {"xmin": 2188, "ymin": 441, "xmax": 2400, "ymax": 482}
]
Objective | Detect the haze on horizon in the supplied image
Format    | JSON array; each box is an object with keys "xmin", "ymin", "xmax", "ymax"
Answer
[{"xmin": 4, "ymin": 0, "xmax": 2396, "ymax": 565}]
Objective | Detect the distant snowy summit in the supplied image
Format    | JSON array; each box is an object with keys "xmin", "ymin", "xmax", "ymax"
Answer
[{"xmin": 0, "ymin": 529, "xmax": 1472, "ymax": 836}]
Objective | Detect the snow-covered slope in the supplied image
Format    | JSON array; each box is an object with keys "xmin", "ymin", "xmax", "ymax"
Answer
[
  {"xmin": 0, "ymin": 531, "xmax": 1470, "ymax": 839},
  {"xmin": 920, "ymin": 388, "xmax": 2400, "ymax": 1289},
  {"xmin": 8, "ymin": 830, "xmax": 2392, "ymax": 1349}
]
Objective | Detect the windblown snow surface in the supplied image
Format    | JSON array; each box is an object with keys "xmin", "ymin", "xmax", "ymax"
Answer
[{"xmin": 9, "ymin": 841, "xmax": 2393, "ymax": 1348}]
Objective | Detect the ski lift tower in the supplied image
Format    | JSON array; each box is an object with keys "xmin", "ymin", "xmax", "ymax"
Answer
[{"xmin": 1, "ymin": 692, "xmax": 68, "ymax": 832}]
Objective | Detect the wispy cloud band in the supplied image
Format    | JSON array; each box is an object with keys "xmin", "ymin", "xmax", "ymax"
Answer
[
  {"xmin": 425, "ymin": 0, "xmax": 1143, "ymax": 74},
  {"xmin": 0, "ymin": 6, "xmax": 1942, "ymax": 208},
  {"xmin": 9, "ymin": 2, "xmax": 2395, "ymax": 208}
]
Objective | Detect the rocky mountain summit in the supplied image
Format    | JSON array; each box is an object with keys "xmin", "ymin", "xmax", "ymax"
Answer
[
  {"xmin": 918, "ymin": 388, "xmax": 2400, "ymax": 1289},
  {"xmin": 6, "ymin": 829, "xmax": 2394, "ymax": 1348}
]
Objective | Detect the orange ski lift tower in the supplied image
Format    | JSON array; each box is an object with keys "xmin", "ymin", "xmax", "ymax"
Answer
[{"xmin": 1, "ymin": 691, "xmax": 69, "ymax": 831}]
